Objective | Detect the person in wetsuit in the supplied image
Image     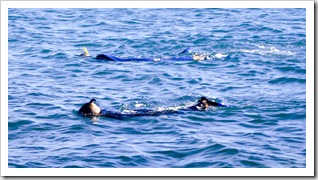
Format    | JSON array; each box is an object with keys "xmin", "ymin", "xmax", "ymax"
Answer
[
  {"xmin": 79, "ymin": 47, "xmax": 208, "ymax": 61},
  {"xmin": 78, "ymin": 98, "xmax": 178, "ymax": 118},
  {"xmin": 188, "ymin": 96, "xmax": 226, "ymax": 110},
  {"xmin": 79, "ymin": 97, "xmax": 225, "ymax": 118}
]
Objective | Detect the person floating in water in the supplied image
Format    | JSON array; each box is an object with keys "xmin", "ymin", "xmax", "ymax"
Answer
[
  {"xmin": 78, "ymin": 47, "xmax": 209, "ymax": 61},
  {"xmin": 78, "ymin": 98, "xmax": 178, "ymax": 118},
  {"xmin": 78, "ymin": 97, "xmax": 226, "ymax": 118},
  {"xmin": 188, "ymin": 96, "xmax": 226, "ymax": 111}
]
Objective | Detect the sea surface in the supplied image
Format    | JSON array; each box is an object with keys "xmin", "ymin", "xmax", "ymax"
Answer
[{"xmin": 8, "ymin": 8, "xmax": 306, "ymax": 168}]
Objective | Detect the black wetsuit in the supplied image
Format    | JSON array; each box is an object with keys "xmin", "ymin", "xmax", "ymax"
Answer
[
  {"xmin": 80, "ymin": 98, "xmax": 226, "ymax": 118},
  {"xmin": 96, "ymin": 54, "xmax": 194, "ymax": 61},
  {"xmin": 99, "ymin": 108, "xmax": 179, "ymax": 119},
  {"xmin": 95, "ymin": 47, "xmax": 197, "ymax": 61},
  {"xmin": 188, "ymin": 100, "xmax": 226, "ymax": 111},
  {"xmin": 98, "ymin": 101, "xmax": 225, "ymax": 118}
]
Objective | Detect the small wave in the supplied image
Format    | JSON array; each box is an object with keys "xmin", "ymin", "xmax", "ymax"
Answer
[
  {"xmin": 239, "ymin": 47, "xmax": 295, "ymax": 56},
  {"xmin": 256, "ymin": 45, "xmax": 266, "ymax": 49},
  {"xmin": 268, "ymin": 77, "xmax": 305, "ymax": 84},
  {"xmin": 239, "ymin": 122, "xmax": 265, "ymax": 129},
  {"xmin": 259, "ymin": 26, "xmax": 283, "ymax": 33},
  {"xmin": 182, "ymin": 161, "xmax": 221, "ymax": 168},
  {"xmin": 134, "ymin": 102, "xmax": 147, "ymax": 108},
  {"xmin": 234, "ymin": 43, "xmax": 296, "ymax": 56},
  {"xmin": 214, "ymin": 53, "xmax": 228, "ymax": 58},
  {"xmin": 63, "ymin": 165, "xmax": 85, "ymax": 168},
  {"xmin": 243, "ymin": 132, "xmax": 271, "ymax": 138},
  {"xmin": 40, "ymin": 49, "xmax": 52, "ymax": 53},
  {"xmin": 147, "ymin": 77, "xmax": 162, "ymax": 85},
  {"xmin": 9, "ymin": 120, "xmax": 34, "ymax": 131},
  {"xmin": 240, "ymin": 160, "xmax": 266, "ymax": 168},
  {"xmin": 155, "ymin": 105, "xmax": 185, "ymax": 112},
  {"xmin": 28, "ymin": 123, "xmax": 61, "ymax": 131}
]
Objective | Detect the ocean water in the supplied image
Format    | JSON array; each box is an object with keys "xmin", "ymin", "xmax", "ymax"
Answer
[{"xmin": 8, "ymin": 8, "xmax": 306, "ymax": 168}]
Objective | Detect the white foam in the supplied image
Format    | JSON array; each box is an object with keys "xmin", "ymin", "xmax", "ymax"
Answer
[
  {"xmin": 155, "ymin": 106, "xmax": 183, "ymax": 112},
  {"xmin": 270, "ymin": 47, "xmax": 279, "ymax": 52},
  {"xmin": 135, "ymin": 103, "xmax": 145, "ymax": 108},
  {"xmin": 256, "ymin": 45, "xmax": 266, "ymax": 49},
  {"xmin": 239, "ymin": 46, "xmax": 295, "ymax": 56},
  {"xmin": 214, "ymin": 53, "xmax": 228, "ymax": 58}
]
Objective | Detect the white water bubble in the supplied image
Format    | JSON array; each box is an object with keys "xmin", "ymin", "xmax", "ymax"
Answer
[{"xmin": 215, "ymin": 53, "xmax": 228, "ymax": 58}]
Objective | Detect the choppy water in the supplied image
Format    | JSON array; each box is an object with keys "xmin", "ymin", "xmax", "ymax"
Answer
[{"xmin": 8, "ymin": 8, "xmax": 306, "ymax": 168}]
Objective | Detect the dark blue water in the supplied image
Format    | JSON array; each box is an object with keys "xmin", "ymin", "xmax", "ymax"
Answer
[{"xmin": 8, "ymin": 8, "xmax": 306, "ymax": 168}]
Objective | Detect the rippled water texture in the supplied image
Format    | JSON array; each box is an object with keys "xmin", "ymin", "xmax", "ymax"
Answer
[{"xmin": 8, "ymin": 8, "xmax": 306, "ymax": 168}]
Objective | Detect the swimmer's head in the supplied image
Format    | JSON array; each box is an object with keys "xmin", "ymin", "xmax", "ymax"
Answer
[
  {"xmin": 200, "ymin": 96, "xmax": 208, "ymax": 102},
  {"xmin": 96, "ymin": 54, "xmax": 108, "ymax": 60},
  {"xmin": 196, "ymin": 96, "xmax": 210, "ymax": 109},
  {"xmin": 200, "ymin": 97, "xmax": 218, "ymax": 106},
  {"xmin": 192, "ymin": 53, "xmax": 207, "ymax": 61}
]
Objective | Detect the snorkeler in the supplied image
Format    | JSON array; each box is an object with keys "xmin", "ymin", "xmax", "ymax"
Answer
[
  {"xmin": 78, "ymin": 98, "xmax": 177, "ymax": 118},
  {"xmin": 78, "ymin": 97, "xmax": 225, "ymax": 118},
  {"xmin": 188, "ymin": 96, "xmax": 226, "ymax": 111},
  {"xmin": 79, "ymin": 47, "xmax": 208, "ymax": 61}
]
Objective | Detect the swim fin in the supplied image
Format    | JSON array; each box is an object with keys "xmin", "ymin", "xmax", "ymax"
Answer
[
  {"xmin": 178, "ymin": 47, "xmax": 191, "ymax": 55},
  {"xmin": 83, "ymin": 47, "xmax": 90, "ymax": 57}
]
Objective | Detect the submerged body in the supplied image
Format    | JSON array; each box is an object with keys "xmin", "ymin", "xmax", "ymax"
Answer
[
  {"xmin": 80, "ymin": 47, "xmax": 208, "ymax": 61},
  {"xmin": 188, "ymin": 96, "xmax": 226, "ymax": 110},
  {"xmin": 78, "ymin": 97, "xmax": 226, "ymax": 118},
  {"xmin": 95, "ymin": 54, "xmax": 196, "ymax": 61}
]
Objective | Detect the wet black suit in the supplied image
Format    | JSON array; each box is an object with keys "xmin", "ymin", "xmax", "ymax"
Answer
[
  {"xmin": 94, "ymin": 47, "xmax": 197, "ymax": 62},
  {"xmin": 188, "ymin": 100, "xmax": 226, "ymax": 111},
  {"xmin": 99, "ymin": 109, "xmax": 179, "ymax": 119},
  {"xmin": 95, "ymin": 99, "xmax": 226, "ymax": 119},
  {"xmin": 96, "ymin": 54, "xmax": 194, "ymax": 61}
]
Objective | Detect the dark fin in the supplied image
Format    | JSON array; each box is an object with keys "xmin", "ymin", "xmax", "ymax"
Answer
[{"xmin": 178, "ymin": 47, "xmax": 191, "ymax": 55}]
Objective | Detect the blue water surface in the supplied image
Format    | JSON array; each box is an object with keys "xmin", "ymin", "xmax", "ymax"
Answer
[{"xmin": 8, "ymin": 8, "xmax": 306, "ymax": 168}]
